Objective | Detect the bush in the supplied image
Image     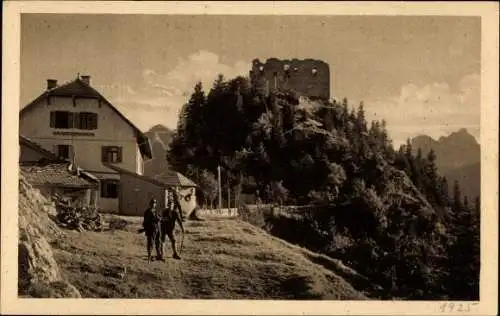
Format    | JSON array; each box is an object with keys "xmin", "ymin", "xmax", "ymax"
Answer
[{"xmin": 238, "ymin": 204, "xmax": 270, "ymax": 228}]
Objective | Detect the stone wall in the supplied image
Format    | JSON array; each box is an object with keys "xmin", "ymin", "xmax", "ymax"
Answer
[{"xmin": 250, "ymin": 58, "xmax": 330, "ymax": 99}]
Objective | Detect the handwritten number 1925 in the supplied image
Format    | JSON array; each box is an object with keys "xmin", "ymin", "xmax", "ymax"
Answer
[{"xmin": 440, "ymin": 302, "xmax": 479, "ymax": 313}]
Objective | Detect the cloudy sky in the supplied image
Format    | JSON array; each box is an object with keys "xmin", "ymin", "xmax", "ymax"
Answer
[{"xmin": 21, "ymin": 14, "xmax": 480, "ymax": 146}]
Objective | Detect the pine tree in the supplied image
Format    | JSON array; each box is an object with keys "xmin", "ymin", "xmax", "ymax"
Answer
[
  {"xmin": 184, "ymin": 81, "xmax": 206, "ymax": 144},
  {"xmin": 448, "ymin": 181, "xmax": 480, "ymax": 299},
  {"xmin": 405, "ymin": 138, "xmax": 413, "ymax": 159},
  {"xmin": 453, "ymin": 180, "xmax": 463, "ymax": 212},
  {"xmin": 356, "ymin": 101, "xmax": 367, "ymax": 132},
  {"xmin": 380, "ymin": 119, "xmax": 390, "ymax": 150},
  {"xmin": 424, "ymin": 148, "xmax": 441, "ymax": 205},
  {"xmin": 207, "ymin": 74, "xmax": 226, "ymax": 103},
  {"xmin": 439, "ymin": 176, "xmax": 450, "ymax": 206},
  {"xmin": 427, "ymin": 149, "xmax": 437, "ymax": 173}
]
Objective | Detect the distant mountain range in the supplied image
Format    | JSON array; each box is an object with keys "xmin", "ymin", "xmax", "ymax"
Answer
[
  {"xmin": 143, "ymin": 124, "xmax": 174, "ymax": 177},
  {"xmin": 411, "ymin": 128, "xmax": 480, "ymax": 200}
]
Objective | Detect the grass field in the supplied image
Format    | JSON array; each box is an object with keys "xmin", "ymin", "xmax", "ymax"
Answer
[{"xmin": 50, "ymin": 216, "xmax": 368, "ymax": 300}]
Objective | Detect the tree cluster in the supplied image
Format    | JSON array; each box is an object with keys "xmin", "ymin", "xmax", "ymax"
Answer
[{"xmin": 167, "ymin": 75, "xmax": 479, "ymax": 300}]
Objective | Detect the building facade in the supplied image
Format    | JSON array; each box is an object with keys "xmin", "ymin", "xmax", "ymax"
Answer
[
  {"xmin": 249, "ymin": 58, "xmax": 331, "ymax": 100},
  {"xmin": 19, "ymin": 75, "xmax": 153, "ymax": 213}
]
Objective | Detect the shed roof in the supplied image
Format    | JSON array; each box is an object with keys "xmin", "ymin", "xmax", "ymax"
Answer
[
  {"xmin": 20, "ymin": 162, "xmax": 98, "ymax": 189},
  {"xmin": 104, "ymin": 164, "xmax": 198, "ymax": 188},
  {"xmin": 20, "ymin": 135, "xmax": 62, "ymax": 162},
  {"xmin": 153, "ymin": 171, "xmax": 198, "ymax": 187}
]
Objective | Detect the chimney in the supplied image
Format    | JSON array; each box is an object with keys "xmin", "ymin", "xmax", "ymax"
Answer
[
  {"xmin": 81, "ymin": 75, "xmax": 91, "ymax": 85},
  {"xmin": 47, "ymin": 79, "xmax": 57, "ymax": 90}
]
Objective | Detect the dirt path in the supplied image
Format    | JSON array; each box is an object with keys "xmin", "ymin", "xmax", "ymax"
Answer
[{"xmin": 52, "ymin": 216, "xmax": 367, "ymax": 300}]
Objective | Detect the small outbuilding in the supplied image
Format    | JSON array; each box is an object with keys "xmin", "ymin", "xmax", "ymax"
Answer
[
  {"xmin": 104, "ymin": 164, "xmax": 198, "ymax": 217},
  {"xmin": 20, "ymin": 162, "xmax": 100, "ymax": 207},
  {"xmin": 19, "ymin": 135, "xmax": 100, "ymax": 207}
]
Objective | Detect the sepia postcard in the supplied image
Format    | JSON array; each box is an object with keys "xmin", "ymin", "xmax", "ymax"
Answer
[{"xmin": 2, "ymin": 1, "xmax": 498, "ymax": 315}]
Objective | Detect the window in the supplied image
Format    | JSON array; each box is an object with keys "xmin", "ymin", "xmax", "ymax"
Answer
[
  {"xmin": 56, "ymin": 144, "xmax": 72, "ymax": 160},
  {"xmin": 101, "ymin": 179, "xmax": 119, "ymax": 198},
  {"xmin": 50, "ymin": 111, "xmax": 73, "ymax": 129},
  {"xmin": 78, "ymin": 112, "xmax": 98, "ymax": 130},
  {"xmin": 50, "ymin": 111, "xmax": 98, "ymax": 130},
  {"xmin": 102, "ymin": 146, "xmax": 122, "ymax": 163}
]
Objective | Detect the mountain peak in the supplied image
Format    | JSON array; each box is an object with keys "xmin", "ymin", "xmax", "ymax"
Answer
[
  {"xmin": 411, "ymin": 128, "xmax": 480, "ymax": 175},
  {"xmin": 441, "ymin": 128, "xmax": 478, "ymax": 146},
  {"xmin": 147, "ymin": 124, "xmax": 172, "ymax": 134}
]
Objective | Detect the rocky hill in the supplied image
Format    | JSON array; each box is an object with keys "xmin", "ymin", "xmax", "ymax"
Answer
[
  {"xmin": 18, "ymin": 175, "xmax": 81, "ymax": 298},
  {"xmin": 166, "ymin": 76, "xmax": 480, "ymax": 300}
]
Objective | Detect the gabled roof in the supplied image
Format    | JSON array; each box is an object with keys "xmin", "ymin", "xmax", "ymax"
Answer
[
  {"xmin": 19, "ymin": 135, "xmax": 62, "ymax": 162},
  {"xmin": 153, "ymin": 172, "xmax": 198, "ymax": 188},
  {"xmin": 20, "ymin": 77, "xmax": 153, "ymax": 159},
  {"xmin": 20, "ymin": 162, "xmax": 98, "ymax": 189},
  {"xmin": 104, "ymin": 163, "xmax": 198, "ymax": 188}
]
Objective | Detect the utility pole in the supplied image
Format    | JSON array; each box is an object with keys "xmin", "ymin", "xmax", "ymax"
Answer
[
  {"xmin": 227, "ymin": 184, "xmax": 231, "ymax": 210},
  {"xmin": 217, "ymin": 165, "xmax": 222, "ymax": 211}
]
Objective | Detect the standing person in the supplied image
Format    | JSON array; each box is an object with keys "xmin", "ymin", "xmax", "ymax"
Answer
[
  {"xmin": 167, "ymin": 189, "xmax": 186, "ymax": 222},
  {"xmin": 160, "ymin": 189, "xmax": 185, "ymax": 260},
  {"xmin": 142, "ymin": 198, "xmax": 163, "ymax": 263}
]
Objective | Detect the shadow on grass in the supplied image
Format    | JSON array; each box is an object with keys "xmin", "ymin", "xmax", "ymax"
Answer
[
  {"xmin": 301, "ymin": 251, "xmax": 385, "ymax": 298},
  {"xmin": 280, "ymin": 275, "xmax": 323, "ymax": 300}
]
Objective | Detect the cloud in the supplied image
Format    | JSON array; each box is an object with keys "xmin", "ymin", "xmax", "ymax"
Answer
[
  {"xmin": 364, "ymin": 73, "xmax": 480, "ymax": 147},
  {"xmin": 100, "ymin": 50, "xmax": 250, "ymax": 131}
]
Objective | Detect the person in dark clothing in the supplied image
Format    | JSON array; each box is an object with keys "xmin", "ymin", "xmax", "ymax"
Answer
[
  {"xmin": 160, "ymin": 190, "xmax": 185, "ymax": 260},
  {"xmin": 142, "ymin": 198, "xmax": 163, "ymax": 263}
]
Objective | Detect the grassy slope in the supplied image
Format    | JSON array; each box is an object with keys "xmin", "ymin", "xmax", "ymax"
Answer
[{"xmin": 51, "ymin": 216, "xmax": 367, "ymax": 300}]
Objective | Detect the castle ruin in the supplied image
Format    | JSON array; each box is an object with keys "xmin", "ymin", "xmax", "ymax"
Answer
[{"xmin": 249, "ymin": 58, "xmax": 330, "ymax": 100}]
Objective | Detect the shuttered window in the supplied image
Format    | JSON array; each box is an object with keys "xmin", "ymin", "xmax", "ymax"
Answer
[
  {"xmin": 102, "ymin": 146, "xmax": 122, "ymax": 163},
  {"xmin": 50, "ymin": 111, "xmax": 56, "ymax": 127},
  {"xmin": 50, "ymin": 111, "xmax": 72, "ymax": 129},
  {"xmin": 49, "ymin": 111, "xmax": 98, "ymax": 130},
  {"xmin": 79, "ymin": 112, "xmax": 98, "ymax": 130}
]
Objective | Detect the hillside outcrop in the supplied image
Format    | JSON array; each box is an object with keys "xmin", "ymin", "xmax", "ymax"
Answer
[{"xmin": 18, "ymin": 175, "xmax": 81, "ymax": 298}]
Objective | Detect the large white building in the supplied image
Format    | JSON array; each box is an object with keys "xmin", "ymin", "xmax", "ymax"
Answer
[{"xmin": 19, "ymin": 74, "xmax": 197, "ymax": 215}]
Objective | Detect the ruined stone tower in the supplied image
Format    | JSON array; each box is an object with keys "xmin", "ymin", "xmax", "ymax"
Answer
[{"xmin": 249, "ymin": 58, "xmax": 330, "ymax": 100}]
